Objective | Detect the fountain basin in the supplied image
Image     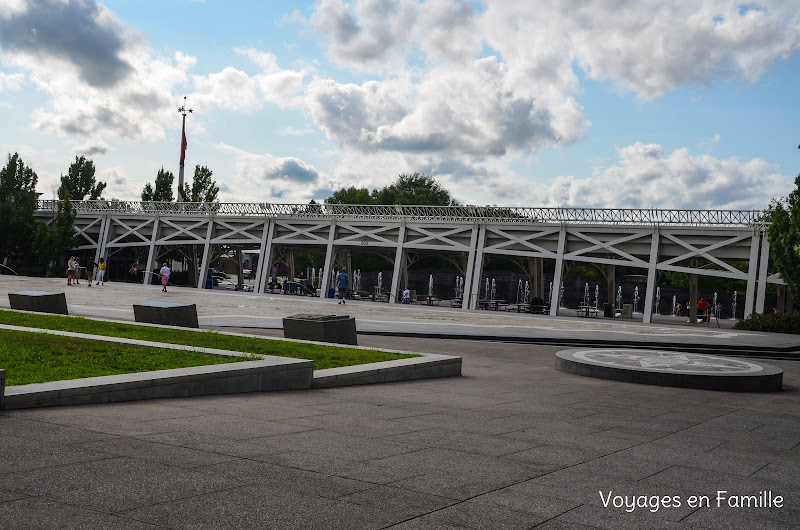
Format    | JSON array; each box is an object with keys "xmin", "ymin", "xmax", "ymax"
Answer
[{"xmin": 556, "ymin": 348, "xmax": 783, "ymax": 392}]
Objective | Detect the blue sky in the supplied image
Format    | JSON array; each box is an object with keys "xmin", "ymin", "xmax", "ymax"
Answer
[{"xmin": 1, "ymin": 0, "xmax": 798, "ymax": 209}]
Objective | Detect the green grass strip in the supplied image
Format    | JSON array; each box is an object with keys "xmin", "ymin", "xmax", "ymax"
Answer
[
  {"xmin": 0, "ymin": 309, "xmax": 417, "ymax": 375},
  {"xmin": 0, "ymin": 329, "xmax": 252, "ymax": 386}
]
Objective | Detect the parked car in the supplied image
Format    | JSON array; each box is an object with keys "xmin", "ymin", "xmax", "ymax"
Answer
[
  {"xmin": 199, "ymin": 268, "xmax": 228, "ymax": 283},
  {"xmin": 242, "ymin": 268, "xmax": 254, "ymax": 279}
]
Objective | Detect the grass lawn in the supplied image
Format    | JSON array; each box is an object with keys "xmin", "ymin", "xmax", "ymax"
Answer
[
  {"xmin": 0, "ymin": 329, "xmax": 253, "ymax": 386},
  {"xmin": 0, "ymin": 309, "xmax": 418, "ymax": 385}
]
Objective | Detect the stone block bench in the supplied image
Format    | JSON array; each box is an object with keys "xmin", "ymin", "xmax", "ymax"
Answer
[
  {"xmin": 8, "ymin": 290, "xmax": 68, "ymax": 315},
  {"xmin": 283, "ymin": 314, "xmax": 358, "ymax": 345},
  {"xmin": 133, "ymin": 301, "xmax": 199, "ymax": 328}
]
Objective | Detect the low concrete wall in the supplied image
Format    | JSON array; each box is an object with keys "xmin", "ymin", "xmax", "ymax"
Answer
[
  {"xmin": 133, "ymin": 301, "xmax": 199, "ymax": 328},
  {"xmin": 283, "ymin": 314, "xmax": 358, "ymax": 345},
  {"xmin": 3, "ymin": 357, "xmax": 313, "ymax": 410},
  {"xmin": 313, "ymin": 353, "xmax": 461, "ymax": 388},
  {"xmin": 8, "ymin": 291, "xmax": 68, "ymax": 315}
]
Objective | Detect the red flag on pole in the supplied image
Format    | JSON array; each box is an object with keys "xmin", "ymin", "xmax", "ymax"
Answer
[{"xmin": 180, "ymin": 121, "xmax": 187, "ymax": 167}]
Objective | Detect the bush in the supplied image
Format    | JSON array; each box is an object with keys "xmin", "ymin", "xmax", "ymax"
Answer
[{"xmin": 733, "ymin": 310, "xmax": 800, "ymax": 334}]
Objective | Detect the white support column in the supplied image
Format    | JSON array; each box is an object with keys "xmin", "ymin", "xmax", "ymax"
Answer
[
  {"xmin": 93, "ymin": 215, "xmax": 109, "ymax": 263},
  {"xmin": 389, "ymin": 222, "xmax": 407, "ymax": 303},
  {"xmin": 320, "ymin": 221, "xmax": 337, "ymax": 298},
  {"xmin": 196, "ymin": 218, "xmax": 215, "ymax": 289},
  {"xmin": 461, "ymin": 224, "xmax": 479, "ymax": 311},
  {"xmin": 255, "ymin": 218, "xmax": 272, "ymax": 293},
  {"xmin": 642, "ymin": 227, "xmax": 660, "ymax": 323},
  {"xmin": 755, "ymin": 232, "xmax": 770, "ymax": 314},
  {"xmin": 144, "ymin": 217, "xmax": 160, "ymax": 289},
  {"xmin": 97, "ymin": 214, "xmax": 112, "ymax": 260},
  {"xmin": 549, "ymin": 227, "xmax": 568, "ymax": 316},
  {"xmin": 466, "ymin": 224, "xmax": 487, "ymax": 310},
  {"xmin": 744, "ymin": 228, "xmax": 761, "ymax": 318}
]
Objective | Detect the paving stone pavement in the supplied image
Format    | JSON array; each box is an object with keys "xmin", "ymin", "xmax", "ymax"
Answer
[{"xmin": 1, "ymin": 276, "xmax": 799, "ymax": 528}]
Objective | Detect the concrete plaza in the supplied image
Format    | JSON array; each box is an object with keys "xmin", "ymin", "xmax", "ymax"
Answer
[{"xmin": 1, "ymin": 276, "xmax": 799, "ymax": 529}]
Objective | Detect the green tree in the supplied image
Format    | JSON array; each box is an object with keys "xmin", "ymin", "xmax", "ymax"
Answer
[
  {"xmin": 34, "ymin": 190, "xmax": 77, "ymax": 276},
  {"xmin": 326, "ymin": 186, "xmax": 374, "ymax": 205},
  {"xmin": 325, "ymin": 173, "xmax": 458, "ymax": 206},
  {"xmin": 373, "ymin": 172, "xmax": 458, "ymax": 206},
  {"xmin": 57, "ymin": 156, "xmax": 106, "ymax": 200},
  {"xmin": 767, "ymin": 173, "xmax": 800, "ymax": 303},
  {"xmin": 0, "ymin": 153, "xmax": 39, "ymax": 261},
  {"xmin": 179, "ymin": 165, "xmax": 219, "ymax": 202},
  {"xmin": 142, "ymin": 167, "xmax": 175, "ymax": 201}
]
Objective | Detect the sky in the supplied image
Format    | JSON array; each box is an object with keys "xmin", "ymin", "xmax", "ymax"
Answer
[{"xmin": 1, "ymin": 0, "xmax": 799, "ymax": 209}]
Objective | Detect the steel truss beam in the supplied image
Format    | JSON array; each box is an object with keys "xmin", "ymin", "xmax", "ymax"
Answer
[{"xmin": 35, "ymin": 202, "xmax": 779, "ymax": 323}]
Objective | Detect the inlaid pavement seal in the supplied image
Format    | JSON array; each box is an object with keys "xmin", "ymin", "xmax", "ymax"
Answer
[{"xmin": 556, "ymin": 348, "xmax": 783, "ymax": 392}]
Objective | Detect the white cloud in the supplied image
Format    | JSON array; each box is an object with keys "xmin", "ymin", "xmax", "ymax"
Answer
[
  {"xmin": 0, "ymin": 0, "xmax": 135, "ymax": 88},
  {"xmin": 482, "ymin": 0, "xmax": 800, "ymax": 100},
  {"xmin": 214, "ymin": 143, "xmax": 327, "ymax": 203},
  {"xmin": 0, "ymin": 0, "xmax": 27, "ymax": 20},
  {"xmin": 188, "ymin": 49, "xmax": 307, "ymax": 111},
  {"xmin": 307, "ymin": 60, "xmax": 588, "ymax": 157},
  {"xmin": 74, "ymin": 138, "xmax": 111, "ymax": 157},
  {"xmin": 528, "ymin": 143, "xmax": 791, "ymax": 209},
  {"xmin": 0, "ymin": 72, "xmax": 24, "ymax": 91},
  {"xmin": 311, "ymin": 0, "xmax": 480, "ymax": 71},
  {"xmin": 314, "ymin": 1, "xmax": 800, "ymax": 100}
]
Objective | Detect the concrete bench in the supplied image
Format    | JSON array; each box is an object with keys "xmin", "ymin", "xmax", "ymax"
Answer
[
  {"xmin": 8, "ymin": 290, "xmax": 68, "ymax": 315},
  {"xmin": 283, "ymin": 313, "xmax": 358, "ymax": 346},
  {"xmin": 419, "ymin": 295, "xmax": 441, "ymax": 306},
  {"xmin": 133, "ymin": 301, "xmax": 199, "ymax": 328}
]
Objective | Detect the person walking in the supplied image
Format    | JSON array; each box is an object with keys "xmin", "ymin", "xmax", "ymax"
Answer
[
  {"xmin": 86, "ymin": 257, "xmax": 97, "ymax": 287},
  {"xmin": 336, "ymin": 268, "xmax": 349, "ymax": 304},
  {"xmin": 159, "ymin": 263, "xmax": 171, "ymax": 292},
  {"xmin": 96, "ymin": 258, "xmax": 106, "ymax": 285},
  {"xmin": 402, "ymin": 287, "xmax": 411, "ymax": 304}
]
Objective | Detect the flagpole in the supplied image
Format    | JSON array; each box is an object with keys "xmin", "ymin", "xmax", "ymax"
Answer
[{"xmin": 177, "ymin": 97, "xmax": 192, "ymax": 203}]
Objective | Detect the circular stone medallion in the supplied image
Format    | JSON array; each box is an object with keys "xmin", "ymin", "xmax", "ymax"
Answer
[{"xmin": 556, "ymin": 348, "xmax": 783, "ymax": 392}]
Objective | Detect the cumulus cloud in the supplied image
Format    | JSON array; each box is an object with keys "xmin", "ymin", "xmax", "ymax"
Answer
[
  {"xmin": 264, "ymin": 157, "xmax": 320, "ymax": 183},
  {"xmin": 307, "ymin": 60, "xmax": 588, "ymax": 157},
  {"xmin": 0, "ymin": 0, "xmax": 135, "ymax": 88},
  {"xmin": 311, "ymin": 0, "xmax": 480, "ymax": 70},
  {"xmin": 479, "ymin": 0, "xmax": 800, "ymax": 100},
  {"xmin": 214, "ymin": 144, "xmax": 327, "ymax": 203},
  {"xmin": 540, "ymin": 143, "xmax": 790, "ymax": 209},
  {"xmin": 466, "ymin": 143, "xmax": 789, "ymax": 210},
  {"xmin": 74, "ymin": 138, "xmax": 111, "ymax": 157},
  {"xmin": 305, "ymin": 0, "xmax": 800, "ymax": 164},
  {"xmin": 187, "ymin": 49, "xmax": 306, "ymax": 111}
]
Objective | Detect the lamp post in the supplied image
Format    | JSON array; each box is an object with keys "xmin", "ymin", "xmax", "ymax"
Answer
[{"xmin": 177, "ymin": 97, "xmax": 192, "ymax": 203}]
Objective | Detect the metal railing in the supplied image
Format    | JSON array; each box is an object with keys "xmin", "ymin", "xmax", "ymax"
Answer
[{"xmin": 36, "ymin": 200, "xmax": 769, "ymax": 227}]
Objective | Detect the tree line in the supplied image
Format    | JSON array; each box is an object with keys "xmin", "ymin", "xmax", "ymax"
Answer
[{"xmin": 0, "ymin": 152, "xmax": 219, "ymax": 275}]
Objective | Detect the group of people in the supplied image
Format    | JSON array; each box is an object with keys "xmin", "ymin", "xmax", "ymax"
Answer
[
  {"xmin": 66, "ymin": 257, "xmax": 171, "ymax": 292},
  {"xmin": 67, "ymin": 256, "xmax": 106, "ymax": 286}
]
